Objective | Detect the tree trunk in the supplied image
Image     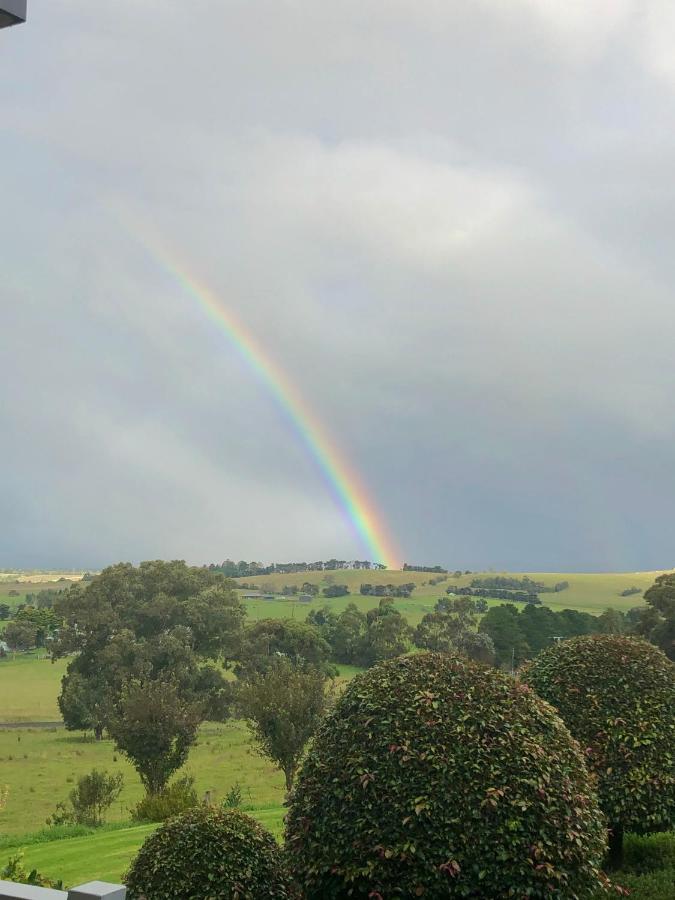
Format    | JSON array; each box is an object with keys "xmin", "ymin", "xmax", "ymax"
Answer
[
  {"xmin": 607, "ymin": 823, "xmax": 624, "ymax": 870},
  {"xmin": 94, "ymin": 723, "xmax": 103, "ymax": 741},
  {"xmin": 284, "ymin": 766, "xmax": 295, "ymax": 794}
]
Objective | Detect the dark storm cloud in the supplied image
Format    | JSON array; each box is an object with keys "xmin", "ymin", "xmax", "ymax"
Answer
[{"xmin": 2, "ymin": 1, "xmax": 675, "ymax": 569}]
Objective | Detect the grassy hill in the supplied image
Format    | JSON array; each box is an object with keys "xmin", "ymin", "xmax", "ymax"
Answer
[{"xmin": 234, "ymin": 568, "xmax": 667, "ymax": 624}]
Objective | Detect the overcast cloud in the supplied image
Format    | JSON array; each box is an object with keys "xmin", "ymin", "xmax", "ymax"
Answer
[{"xmin": 2, "ymin": 1, "xmax": 675, "ymax": 571}]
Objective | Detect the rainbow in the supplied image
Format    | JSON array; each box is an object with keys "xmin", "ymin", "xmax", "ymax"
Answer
[{"xmin": 118, "ymin": 218, "xmax": 400, "ymax": 568}]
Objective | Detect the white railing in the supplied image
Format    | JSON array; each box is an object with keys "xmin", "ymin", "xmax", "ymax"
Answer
[{"xmin": 0, "ymin": 880, "xmax": 125, "ymax": 899}]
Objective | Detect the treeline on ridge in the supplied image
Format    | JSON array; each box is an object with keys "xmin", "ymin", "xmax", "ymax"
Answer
[{"xmin": 207, "ymin": 559, "xmax": 387, "ymax": 577}]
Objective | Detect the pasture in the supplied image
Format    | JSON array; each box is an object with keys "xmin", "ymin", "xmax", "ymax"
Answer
[
  {"xmin": 235, "ymin": 568, "xmax": 664, "ymax": 624},
  {"xmin": 0, "ymin": 654, "xmax": 66, "ymax": 722},
  {"xmin": 0, "ymin": 652, "xmax": 362, "ymax": 837},
  {"xmin": 0, "ymin": 719, "xmax": 287, "ymax": 839}
]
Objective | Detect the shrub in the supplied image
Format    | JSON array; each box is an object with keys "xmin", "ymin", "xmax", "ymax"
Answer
[
  {"xmin": 623, "ymin": 832, "xmax": 675, "ymax": 875},
  {"xmin": 286, "ymin": 652, "xmax": 607, "ymax": 899},
  {"xmin": 1, "ymin": 850, "xmax": 62, "ymax": 889},
  {"xmin": 223, "ymin": 782, "xmax": 243, "ymax": 809},
  {"xmin": 521, "ymin": 636, "xmax": 675, "ymax": 866},
  {"xmin": 605, "ymin": 867, "xmax": 675, "ymax": 900},
  {"xmin": 131, "ymin": 774, "xmax": 198, "ymax": 823},
  {"xmin": 47, "ymin": 768, "xmax": 123, "ymax": 827},
  {"xmin": 126, "ymin": 806, "xmax": 292, "ymax": 899}
]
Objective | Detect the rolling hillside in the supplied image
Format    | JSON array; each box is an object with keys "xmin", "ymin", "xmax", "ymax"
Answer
[{"xmin": 234, "ymin": 568, "xmax": 668, "ymax": 624}]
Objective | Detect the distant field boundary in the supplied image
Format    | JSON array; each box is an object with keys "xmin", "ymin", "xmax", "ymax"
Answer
[{"xmin": 0, "ymin": 721, "xmax": 62, "ymax": 729}]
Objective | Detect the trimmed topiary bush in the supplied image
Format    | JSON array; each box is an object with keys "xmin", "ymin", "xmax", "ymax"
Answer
[
  {"xmin": 522, "ymin": 635, "xmax": 675, "ymax": 867},
  {"xmin": 126, "ymin": 806, "xmax": 292, "ymax": 899},
  {"xmin": 286, "ymin": 652, "xmax": 607, "ymax": 898}
]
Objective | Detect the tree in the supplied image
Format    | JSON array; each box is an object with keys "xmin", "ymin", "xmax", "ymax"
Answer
[
  {"xmin": 322, "ymin": 584, "xmax": 349, "ymax": 598},
  {"xmin": 478, "ymin": 604, "xmax": 530, "ymax": 668},
  {"xmin": 53, "ymin": 562, "xmax": 243, "ymax": 737},
  {"xmin": 53, "ymin": 561, "xmax": 243, "ymax": 660},
  {"xmin": 634, "ymin": 573, "xmax": 675, "ymax": 660},
  {"xmin": 239, "ymin": 658, "xmax": 331, "ymax": 792},
  {"xmin": 329, "ymin": 603, "xmax": 368, "ymax": 664},
  {"xmin": 14, "ymin": 606, "xmax": 59, "ymax": 647},
  {"xmin": 58, "ymin": 670, "xmax": 109, "ymax": 740},
  {"xmin": 522, "ymin": 635, "xmax": 675, "ymax": 868},
  {"xmin": 286, "ymin": 653, "xmax": 607, "ymax": 898},
  {"xmin": 107, "ymin": 680, "xmax": 202, "ymax": 795},
  {"xmin": 361, "ymin": 600, "xmax": 412, "ymax": 666},
  {"xmin": 49, "ymin": 769, "xmax": 124, "ymax": 827},
  {"xmin": 596, "ymin": 607, "xmax": 625, "ymax": 635},
  {"xmin": 460, "ymin": 630, "xmax": 495, "ymax": 665},
  {"xmin": 414, "ymin": 610, "xmax": 458, "ymax": 653},
  {"xmin": 518, "ymin": 604, "xmax": 559, "ymax": 655},
  {"xmin": 3, "ymin": 620, "xmax": 38, "ymax": 651},
  {"xmin": 235, "ymin": 618, "xmax": 333, "ymax": 677},
  {"xmin": 0, "ymin": 603, "xmax": 11, "ymax": 620},
  {"xmin": 416, "ymin": 602, "xmax": 494, "ymax": 664}
]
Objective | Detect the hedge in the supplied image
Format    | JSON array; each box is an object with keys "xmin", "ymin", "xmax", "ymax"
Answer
[
  {"xmin": 286, "ymin": 652, "xmax": 607, "ymax": 898},
  {"xmin": 126, "ymin": 806, "xmax": 292, "ymax": 899}
]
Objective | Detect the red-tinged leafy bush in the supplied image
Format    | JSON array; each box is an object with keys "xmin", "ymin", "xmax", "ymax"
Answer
[
  {"xmin": 285, "ymin": 652, "xmax": 607, "ymax": 899},
  {"xmin": 522, "ymin": 636, "xmax": 675, "ymax": 864},
  {"xmin": 126, "ymin": 806, "xmax": 292, "ymax": 899}
]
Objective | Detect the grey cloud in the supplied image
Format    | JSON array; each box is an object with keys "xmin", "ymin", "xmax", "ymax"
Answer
[{"xmin": 2, "ymin": 2, "xmax": 675, "ymax": 569}]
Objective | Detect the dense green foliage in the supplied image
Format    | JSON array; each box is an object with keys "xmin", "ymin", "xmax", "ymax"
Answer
[
  {"xmin": 479, "ymin": 603, "xmax": 616, "ymax": 667},
  {"xmin": 360, "ymin": 582, "xmax": 416, "ymax": 597},
  {"xmin": 107, "ymin": 679, "xmax": 202, "ymax": 795},
  {"xmin": 54, "ymin": 561, "xmax": 243, "ymax": 740},
  {"xmin": 235, "ymin": 618, "xmax": 334, "ymax": 677},
  {"xmin": 306, "ymin": 599, "xmax": 412, "ymax": 667},
  {"xmin": 286, "ymin": 652, "xmax": 607, "ymax": 898},
  {"xmin": 322, "ymin": 583, "xmax": 350, "ymax": 597},
  {"xmin": 48, "ymin": 768, "xmax": 124, "ymax": 827},
  {"xmin": 238, "ymin": 658, "xmax": 331, "ymax": 791},
  {"xmin": 126, "ymin": 806, "xmax": 292, "ymax": 899},
  {"xmin": 522, "ymin": 636, "xmax": 675, "ymax": 859},
  {"xmin": 212, "ymin": 558, "xmax": 385, "ymax": 578},
  {"xmin": 414, "ymin": 597, "xmax": 496, "ymax": 663},
  {"xmin": 131, "ymin": 775, "xmax": 198, "ymax": 823},
  {"xmin": 1, "ymin": 850, "xmax": 63, "ymax": 889},
  {"xmin": 634, "ymin": 573, "xmax": 675, "ymax": 660}
]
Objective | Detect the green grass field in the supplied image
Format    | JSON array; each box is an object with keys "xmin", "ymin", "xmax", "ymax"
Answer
[
  {"xmin": 0, "ymin": 719, "xmax": 286, "ymax": 839},
  {"xmin": 0, "ymin": 654, "xmax": 66, "ymax": 722},
  {"xmin": 0, "ymin": 652, "xmax": 364, "ymax": 837},
  {"xmin": 236, "ymin": 568, "xmax": 666, "ymax": 623}
]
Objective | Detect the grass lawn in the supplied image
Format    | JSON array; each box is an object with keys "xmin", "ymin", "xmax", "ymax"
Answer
[
  {"xmin": 3, "ymin": 820, "xmax": 673, "ymax": 895},
  {"xmin": 0, "ymin": 653, "xmax": 66, "ymax": 722},
  {"xmin": 3, "ymin": 805, "xmax": 287, "ymax": 887}
]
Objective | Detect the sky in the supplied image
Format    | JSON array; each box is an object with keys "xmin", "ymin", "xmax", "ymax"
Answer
[{"xmin": 2, "ymin": 1, "xmax": 675, "ymax": 572}]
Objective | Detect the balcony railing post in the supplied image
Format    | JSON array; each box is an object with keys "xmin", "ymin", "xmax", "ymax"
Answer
[
  {"xmin": 68, "ymin": 885, "xmax": 126, "ymax": 900},
  {"xmin": 0, "ymin": 883, "xmax": 66, "ymax": 900}
]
